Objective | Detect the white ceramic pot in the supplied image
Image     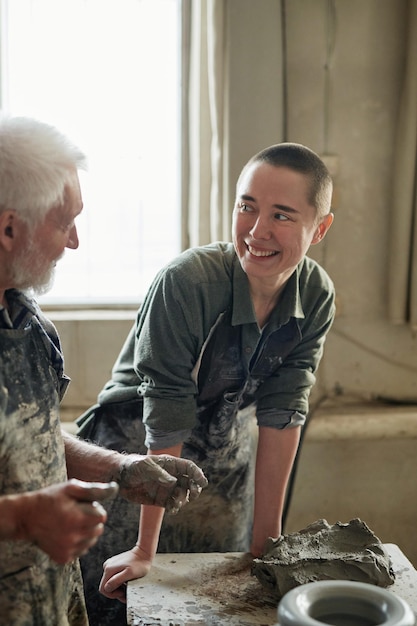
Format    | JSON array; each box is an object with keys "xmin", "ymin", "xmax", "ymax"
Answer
[{"xmin": 277, "ymin": 580, "xmax": 415, "ymax": 626}]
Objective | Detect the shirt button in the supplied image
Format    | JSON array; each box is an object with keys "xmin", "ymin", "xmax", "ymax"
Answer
[{"xmin": 245, "ymin": 347, "xmax": 252, "ymax": 353}]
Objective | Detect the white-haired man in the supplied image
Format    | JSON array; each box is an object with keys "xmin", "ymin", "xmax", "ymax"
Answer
[{"xmin": 0, "ymin": 116, "xmax": 207, "ymax": 626}]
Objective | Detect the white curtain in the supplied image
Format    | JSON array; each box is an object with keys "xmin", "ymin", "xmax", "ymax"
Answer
[
  {"xmin": 387, "ymin": 0, "xmax": 417, "ymax": 328},
  {"xmin": 181, "ymin": 0, "xmax": 285, "ymax": 249}
]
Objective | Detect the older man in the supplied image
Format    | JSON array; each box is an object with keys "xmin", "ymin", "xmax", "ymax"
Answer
[{"xmin": 0, "ymin": 116, "xmax": 207, "ymax": 626}]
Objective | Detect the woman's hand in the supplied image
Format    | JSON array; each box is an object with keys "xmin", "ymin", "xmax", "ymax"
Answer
[{"xmin": 99, "ymin": 545, "xmax": 153, "ymax": 603}]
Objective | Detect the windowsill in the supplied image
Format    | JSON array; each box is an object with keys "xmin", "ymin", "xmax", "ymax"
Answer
[
  {"xmin": 45, "ymin": 308, "xmax": 138, "ymax": 322},
  {"xmin": 47, "ymin": 311, "xmax": 136, "ymax": 409},
  {"xmin": 308, "ymin": 397, "xmax": 417, "ymax": 441}
]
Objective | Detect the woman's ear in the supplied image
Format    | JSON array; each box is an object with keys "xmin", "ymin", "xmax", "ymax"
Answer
[
  {"xmin": 0, "ymin": 210, "xmax": 18, "ymax": 252},
  {"xmin": 311, "ymin": 212, "xmax": 334, "ymax": 245}
]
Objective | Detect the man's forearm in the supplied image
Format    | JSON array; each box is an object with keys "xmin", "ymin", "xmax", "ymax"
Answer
[{"xmin": 62, "ymin": 429, "xmax": 122, "ymax": 483}]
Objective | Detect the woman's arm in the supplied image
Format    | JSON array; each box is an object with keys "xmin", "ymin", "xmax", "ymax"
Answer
[
  {"xmin": 250, "ymin": 425, "xmax": 301, "ymax": 557},
  {"xmin": 136, "ymin": 443, "xmax": 183, "ymax": 556},
  {"xmin": 99, "ymin": 443, "xmax": 183, "ymax": 601}
]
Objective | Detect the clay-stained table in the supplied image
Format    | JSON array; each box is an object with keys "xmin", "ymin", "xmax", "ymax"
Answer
[{"xmin": 127, "ymin": 544, "xmax": 417, "ymax": 625}]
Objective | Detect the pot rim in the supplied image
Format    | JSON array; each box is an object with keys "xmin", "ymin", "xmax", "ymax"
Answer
[{"xmin": 277, "ymin": 580, "xmax": 415, "ymax": 626}]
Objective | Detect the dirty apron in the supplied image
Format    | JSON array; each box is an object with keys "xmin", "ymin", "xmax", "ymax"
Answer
[
  {"xmin": 159, "ymin": 308, "xmax": 261, "ymax": 552},
  {"xmin": 0, "ymin": 320, "xmax": 88, "ymax": 626},
  {"xmin": 79, "ymin": 311, "xmax": 263, "ymax": 626},
  {"xmin": 79, "ymin": 407, "xmax": 256, "ymax": 626}
]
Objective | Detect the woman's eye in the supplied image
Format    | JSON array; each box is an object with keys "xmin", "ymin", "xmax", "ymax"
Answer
[{"xmin": 274, "ymin": 212, "xmax": 290, "ymax": 221}]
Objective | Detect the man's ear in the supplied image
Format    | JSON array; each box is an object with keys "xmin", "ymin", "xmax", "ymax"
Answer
[
  {"xmin": 311, "ymin": 212, "xmax": 334, "ymax": 245},
  {"xmin": 0, "ymin": 210, "xmax": 18, "ymax": 252}
]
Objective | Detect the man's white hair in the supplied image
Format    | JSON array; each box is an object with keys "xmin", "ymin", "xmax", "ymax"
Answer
[{"xmin": 0, "ymin": 116, "xmax": 87, "ymax": 225}]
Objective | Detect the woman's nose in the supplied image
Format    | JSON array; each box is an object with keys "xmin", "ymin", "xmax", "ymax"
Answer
[
  {"xmin": 66, "ymin": 224, "xmax": 79, "ymax": 249},
  {"xmin": 249, "ymin": 216, "xmax": 271, "ymax": 239}
]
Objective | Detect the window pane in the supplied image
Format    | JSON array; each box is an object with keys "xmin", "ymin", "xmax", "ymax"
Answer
[{"xmin": 1, "ymin": 0, "xmax": 180, "ymax": 305}]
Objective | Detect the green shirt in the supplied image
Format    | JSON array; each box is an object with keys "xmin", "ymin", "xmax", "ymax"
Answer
[{"xmin": 98, "ymin": 243, "xmax": 335, "ymax": 448}]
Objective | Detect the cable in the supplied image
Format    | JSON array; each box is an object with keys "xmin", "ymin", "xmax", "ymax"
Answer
[
  {"xmin": 332, "ymin": 325, "xmax": 417, "ymax": 374},
  {"xmin": 282, "ymin": 393, "xmax": 330, "ymax": 532}
]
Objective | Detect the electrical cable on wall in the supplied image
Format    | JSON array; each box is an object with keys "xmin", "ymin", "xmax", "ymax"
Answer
[
  {"xmin": 281, "ymin": 0, "xmax": 288, "ymax": 141},
  {"xmin": 282, "ymin": 0, "xmax": 338, "ymax": 531}
]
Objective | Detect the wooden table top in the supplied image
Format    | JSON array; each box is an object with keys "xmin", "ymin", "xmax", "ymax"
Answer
[{"xmin": 127, "ymin": 543, "xmax": 417, "ymax": 625}]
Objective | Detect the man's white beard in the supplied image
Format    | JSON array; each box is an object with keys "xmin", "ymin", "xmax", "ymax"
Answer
[{"xmin": 10, "ymin": 237, "xmax": 61, "ymax": 296}]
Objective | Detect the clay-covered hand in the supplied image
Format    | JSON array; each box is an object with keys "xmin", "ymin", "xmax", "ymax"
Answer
[
  {"xmin": 17, "ymin": 479, "xmax": 119, "ymax": 564},
  {"xmin": 99, "ymin": 545, "xmax": 152, "ymax": 603},
  {"xmin": 118, "ymin": 454, "xmax": 208, "ymax": 513}
]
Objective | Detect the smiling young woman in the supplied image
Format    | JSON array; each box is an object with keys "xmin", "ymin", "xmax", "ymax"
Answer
[{"xmin": 232, "ymin": 160, "xmax": 333, "ymax": 327}]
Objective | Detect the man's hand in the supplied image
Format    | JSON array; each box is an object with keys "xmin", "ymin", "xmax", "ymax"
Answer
[
  {"xmin": 118, "ymin": 454, "xmax": 208, "ymax": 513},
  {"xmin": 17, "ymin": 479, "xmax": 119, "ymax": 564}
]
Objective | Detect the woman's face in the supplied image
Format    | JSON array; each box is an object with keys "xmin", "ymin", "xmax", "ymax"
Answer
[{"xmin": 232, "ymin": 162, "xmax": 331, "ymax": 289}]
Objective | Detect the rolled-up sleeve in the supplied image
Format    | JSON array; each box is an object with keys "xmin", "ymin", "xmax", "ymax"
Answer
[
  {"xmin": 256, "ymin": 261, "xmax": 335, "ymax": 423},
  {"xmin": 257, "ymin": 409, "xmax": 306, "ymax": 430}
]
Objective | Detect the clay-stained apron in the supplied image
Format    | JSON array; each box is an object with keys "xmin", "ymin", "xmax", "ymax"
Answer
[{"xmin": 127, "ymin": 546, "xmax": 417, "ymax": 626}]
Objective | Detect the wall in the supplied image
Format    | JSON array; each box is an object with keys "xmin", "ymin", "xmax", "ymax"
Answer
[
  {"xmin": 284, "ymin": 397, "xmax": 417, "ymax": 567},
  {"xmin": 280, "ymin": 0, "xmax": 417, "ymax": 566},
  {"xmin": 285, "ymin": 0, "xmax": 417, "ymax": 404},
  {"xmin": 54, "ymin": 312, "xmax": 135, "ymax": 420}
]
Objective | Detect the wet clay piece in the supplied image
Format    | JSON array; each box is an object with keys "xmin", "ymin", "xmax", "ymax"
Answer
[{"xmin": 251, "ymin": 518, "xmax": 395, "ymax": 598}]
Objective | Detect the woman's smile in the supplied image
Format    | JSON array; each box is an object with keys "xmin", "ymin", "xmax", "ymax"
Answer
[{"xmin": 246, "ymin": 243, "xmax": 279, "ymax": 258}]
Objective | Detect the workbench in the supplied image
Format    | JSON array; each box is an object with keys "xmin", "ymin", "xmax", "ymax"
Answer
[{"xmin": 127, "ymin": 544, "xmax": 417, "ymax": 625}]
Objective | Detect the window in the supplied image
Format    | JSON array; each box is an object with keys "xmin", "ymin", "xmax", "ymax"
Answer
[{"xmin": 1, "ymin": 0, "xmax": 181, "ymax": 305}]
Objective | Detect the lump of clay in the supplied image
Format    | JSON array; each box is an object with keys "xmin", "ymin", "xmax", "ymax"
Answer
[{"xmin": 251, "ymin": 518, "xmax": 395, "ymax": 598}]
